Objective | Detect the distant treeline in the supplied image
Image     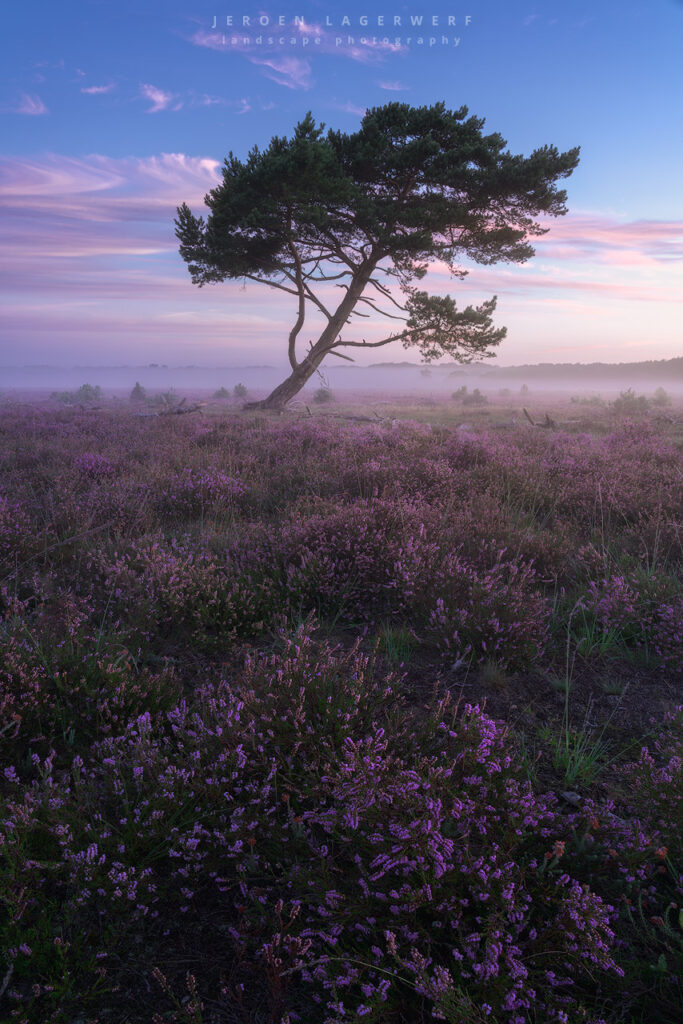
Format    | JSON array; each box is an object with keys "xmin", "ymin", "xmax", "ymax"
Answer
[
  {"xmin": 367, "ymin": 357, "xmax": 683, "ymax": 383},
  {"xmin": 479, "ymin": 357, "xmax": 683, "ymax": 383}
]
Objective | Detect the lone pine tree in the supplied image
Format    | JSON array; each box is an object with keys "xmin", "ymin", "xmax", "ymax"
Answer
[{"xmin": 175, "ymin": 102, "xmax": 579, "ymax": 410}]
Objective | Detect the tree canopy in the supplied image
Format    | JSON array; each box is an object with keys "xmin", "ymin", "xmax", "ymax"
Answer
[{"xmin": 175, "ymin": 102, "xmax": 580, "ymax": 408}]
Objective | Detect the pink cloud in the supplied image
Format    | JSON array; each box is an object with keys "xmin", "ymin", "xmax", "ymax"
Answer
[
  {"xmin": 535, "ymin": 211, "xmax": 683, "ymax": 262},
  {"xmin": 379, "ymin": 80, "xmax": 409, "ymax": 91},
  {"xmin": 0, "ymin": 153, "xmax": 221, "ymax": 224},
  {"xmin": 15, "ymin": 94, "xmax": 48, "ymax": 116},
  {"xmin": 425, "ymin": 261, "xmax": 682, "ymax": 304},
  {"xmin": 140, "ymin": 83, "xmax": 176, "ymax": 113},
  {"xmin": 1, "ymin": 153, "xmax": 681, "ymax": 367},
  {"xmin": 81, "ymin": 83, "xmax": 116, "ymax": 95}
]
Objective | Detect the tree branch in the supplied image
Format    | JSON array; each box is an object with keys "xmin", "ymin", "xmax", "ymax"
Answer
[
  {"xmin": 287, "ymin": 234, "xmax": 306, "ymax": 370},
  {"xmin": 332, "ymin": 329, "xmax": 415, "ymax": 350}
]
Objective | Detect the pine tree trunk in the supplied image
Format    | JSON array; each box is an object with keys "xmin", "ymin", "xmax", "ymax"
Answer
[
  {"xmin": 244, "ymin": 263, "xmax": 376, "ymax": 411},
  {"xmin": 243, "ymin": 355, "xmax": 324, "ymax": 411}
]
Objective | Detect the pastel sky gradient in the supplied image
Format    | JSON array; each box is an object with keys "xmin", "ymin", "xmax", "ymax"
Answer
[{"xmin": 1, "ymin": 0, "xmax": 682, "ymax": 368}]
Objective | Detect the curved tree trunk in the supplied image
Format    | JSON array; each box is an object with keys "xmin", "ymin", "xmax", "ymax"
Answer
[
  {"xmin": 243, "ymin": 263, "xmax": 376, "ymax": 412},
  {"xmin": 243, "ymin": 354, "xmax": 325, "ymax": 411}
]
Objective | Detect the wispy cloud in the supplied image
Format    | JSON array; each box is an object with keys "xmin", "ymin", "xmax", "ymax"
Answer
[
  {"xmin": 140, "ymin": 83, "xmax": 176, "ymax": 113},
  {"xmin": 2, "ymin": 155, "xmax": 681, "ymax": 364},
  {"xmin": 379, "ymin": 80, "xmax": 409, "ymax": 91},
  {"xmin": 15, "ymin": 94, "xmax": 48, "ymax": 116},
  {"xmin": 329, "ymin": 101, "xmax": 367, "ymax": 117},
  {"xmin": 0, "ymin": 152, "xmax": 221, "ymax": 226},
  {"xmin": 534, "ymin": 212, "xmax": 683, "ymax": 263},
  {"xmin": 189, "ymin": 24, "xmax": 406, "ymax": 77},
  {"xmin": 196, "ymin": 93, "xmax": 228, "ymax": 107},
  {"xmin": 249, "ymin": 56, "xmax": 312, "ymax": 90},
  {"xmin": 81, "ymin": 83, "xmax": 116, "ymax": 95}
]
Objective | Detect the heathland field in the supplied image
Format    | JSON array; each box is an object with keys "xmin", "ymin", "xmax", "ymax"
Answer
[{"xmin": 0, "ymin": 390, "xmax": 681, "ymax": 1024}]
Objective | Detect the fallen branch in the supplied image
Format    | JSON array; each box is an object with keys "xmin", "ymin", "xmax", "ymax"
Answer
[
  {"xmin": 158, "ymin": 402, "xmax": 206, "ymax": 416},
  {"xmin": 523, "ymin": 408, "xmax": 557, "ymax": 429}
]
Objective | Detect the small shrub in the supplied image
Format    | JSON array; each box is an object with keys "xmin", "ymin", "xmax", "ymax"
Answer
[
  {"xmin": 571, "ymin": 394, "xmax": 605, "ymax": 407},
  {"xmin": 129, "ymin": 381, "xmax": 146, "ymax": 403},
  {"xmin": 150, "ymin": 389, "xmax": 178, "ymax": 407},
  {"xmin": 313, "ymin": 386, "xmax": 333, "ymax": 404},
  {"xmin": 451, "ymin": 385, "xmax": 468, "ymax": 401},
  {"xmin": 462, "ymin": 387, "xmax": 488, "ymax": 406},
  {"xmin": 50, "ymin": 390, "xmax": 76, "ymax": 404},
  {"xmin": 75, "ymin": 383, "xmax": 101, "ymax": 403},
  {"xmin": 652, "ymin": 386, "xmax": 671, "ymax": 408},
  {"xmin": 233, "ymin": 382, "xmax": 248, "ymax": 398},
  {"xmin": 612, "ymin": 388, "xmax": 650, "ymax": 415},
  {"xmin": 49, "ymin": 384, "xmax": 101, "ymax": 405},
  {"xmin": 213, "ymin": 386, "xmax": 230, "ymax": 399}
]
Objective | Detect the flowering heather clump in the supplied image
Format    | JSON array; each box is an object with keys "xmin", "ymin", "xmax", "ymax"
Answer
[
  {"xmin": 0, "ymin": 404, "xmax": 681, "ymax": 1023},
  {"xmin": 155, "ymin": 467, "xmax": 245, "ymax": 516},
  {"xmin": 615, "ymin": 705, "xmax": 683, "ymax": 859},
  {"xmin": 583, "ymin": 571, "xmax": 683, "ymax": 671},
  {"xmin": 0, "ymin": 495, "xmax": 34, "ymax": 565},
  {"xmin": 0, "ymin": 627, "xmax": 624, "ymax": 1023},
  {"xmin": 272, "ymin": 498, "xmax": 442, "ymax": 622},
  {"xmin": 0, "ymin": 592, "xmax": 181, "ymax": 768},
  {"xmin": 425, "ymin": 552, "xmax": 550, "ymax": 670},
  {"xmin": 73, "ymin": 452, "xmax": 117, "ymax": 480},
  {"xmin": 94, "ymin": 537, "xmax": 280, "ymax": 649}
]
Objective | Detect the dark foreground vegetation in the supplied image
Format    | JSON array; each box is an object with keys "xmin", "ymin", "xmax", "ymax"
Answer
[{"xmin": 0, "ymin": 395, "xmax": 681, "ymax": 1023}]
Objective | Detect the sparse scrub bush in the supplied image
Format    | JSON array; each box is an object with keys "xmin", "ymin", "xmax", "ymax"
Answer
[
  {"xmin": 150, "ymin": 389, "xmax": 179, "ymax": 407},
  {"xmin": 462, "ymin": 387, "xmax": 488, "ymax": 406},
  {"xmin": 129, "ymin": 381, "xmax": 146, "ymax": 403},
  {"xmin": 611, "ymin": 388, "xmax": 651, "ymax": 416},
  {"xmin": 233, "ymin": 382, "xmax": 248, "ymax": 398},
  {"xmin": 50, "ymin": 383, "xmax": 102, "ymax": 405},
  {"xmin": 313, "ymin": 386, "xmax": 333, "ymax": 403},
  {"xmin": 50, "ymin": 389, "xmax": 76, "ymax": 404},
  {"xmin": 212, "ymin": 385, "xmax": 230, "ymax": 399},
  {"xmin": 571, "ymin": 393, "xmax": 605, "ymax": 407},
  {"xmin": 652, "ymin": 386, "xmax": 672, "ymax": 408}
]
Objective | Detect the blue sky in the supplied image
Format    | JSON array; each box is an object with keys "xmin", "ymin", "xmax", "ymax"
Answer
[{"xmin": 1, "ymin": 0, "xmax": 682, "ymax": 367}]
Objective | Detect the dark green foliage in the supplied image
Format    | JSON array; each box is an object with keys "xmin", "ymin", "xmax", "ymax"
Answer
[
  {"xmin": 176, "ymin": 103, "xmax": 579, "ymax": 407},
  {"xmin": 313, "ymin": 387, "xmax": 333, "ymax": 403},
  {"xmin": 129, "ymin": 381, "xmax": 146, "ymax": 403},
  {"xmin": 233, "ymin": 382, "xmax": 248, "ymax": 398}
]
